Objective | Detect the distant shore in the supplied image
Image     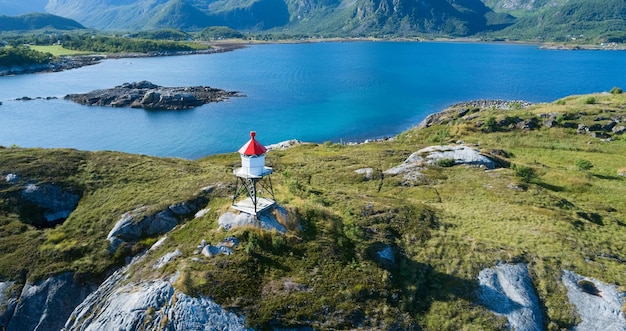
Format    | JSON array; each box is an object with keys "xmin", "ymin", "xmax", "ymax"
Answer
[
  {"xmin": 0, "ymin": 43, "xmax": 245, "ymax": 77},
  {"xmin": 1, "ymin": 38, "xmax": 623, "ymax": 77}
]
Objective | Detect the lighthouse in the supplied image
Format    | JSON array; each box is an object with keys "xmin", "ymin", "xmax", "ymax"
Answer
[{"xmin": 232, "ymin": 131, "xmax": 275, "ymax": 215}]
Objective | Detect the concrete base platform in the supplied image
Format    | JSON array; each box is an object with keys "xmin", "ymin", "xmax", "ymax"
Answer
[{"xmin": 232, "ymin": 197, "xmax": 275, "ymax": 216}]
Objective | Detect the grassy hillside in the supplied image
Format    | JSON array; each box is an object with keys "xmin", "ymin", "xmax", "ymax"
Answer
[{"xmin": 1, "ymin": 91, "xmax": 626, "ymax": 329}]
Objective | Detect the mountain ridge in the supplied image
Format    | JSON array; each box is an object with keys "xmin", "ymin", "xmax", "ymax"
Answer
[{"xmin": 0, "ymin": 12, "xmax": 85, "ymax": 31}]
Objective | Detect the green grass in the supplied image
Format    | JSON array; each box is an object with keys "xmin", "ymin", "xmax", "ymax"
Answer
[
  {"xmin": 29, "ymin": 45, "xmax": 91, "ymax": 56},
  {"xmin": 1, "ymin": 91, "xmax": 626, "ymax": 329}
]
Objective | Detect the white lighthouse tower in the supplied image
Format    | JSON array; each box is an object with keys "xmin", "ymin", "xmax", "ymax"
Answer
[{"xmin": 232, "ymin": 131, "xmax": 275, "ymax": 215}]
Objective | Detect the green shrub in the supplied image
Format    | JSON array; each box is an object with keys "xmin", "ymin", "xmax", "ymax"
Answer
[
  {"xmin": 610, "ymin": 87, "xmax": 623, "ymax": 94},
  {"xmin": 483, "ymin": 116, "xmax": 497, "ymax": 132},
  {"xmin": 575, "ymin": 159, "xmax": 593, "ymax": 171},
  {"xmin": 512, "ymin": 164, "xmax": 537, "ymax": 183},
  {"xmin": 584, "ymin": 97, "xmax": 596, "ymax": 104},
  {"xmin": 436, "ymin": 158, "xmax": 456, "ymax": 167}
]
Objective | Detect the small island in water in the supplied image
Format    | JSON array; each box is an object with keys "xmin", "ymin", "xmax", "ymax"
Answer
[{"xmin": 64, "ymin": 81, "xmax": 242, "ymax": 110}]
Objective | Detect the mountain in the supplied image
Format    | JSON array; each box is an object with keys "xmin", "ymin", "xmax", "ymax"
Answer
[
  {"xmin": 1, "ymin": 91, "xmax": 626, "ymax": 329},
  {"xmin": 0, "ymin": 12, "xmax": 85, "ymax": 31},
  {"xmin": 0, "ymin": 0, "xmax": 48, "ymax": 16},
  {"xmin": 144, "ymin": 0, "xmax": 219, "ymax": 30},
  {"xmin": 483, "ymin": 0, "xmax": 626, "ymax": 42},
  {"xmin": 44, "ymin": 0, "xmax": 510, "ymax": 36}
]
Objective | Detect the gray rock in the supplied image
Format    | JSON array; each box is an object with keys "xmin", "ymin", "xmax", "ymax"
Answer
[
  {"xmin": 153, "ymin": 249, "xmax": 183, "ymax": 269},
  {"xmin": 266, "ymin": 140, "xmax": 303, "ymax": 151},
  {"xmin": 0, "ymin": 281, "xmax": 19, "ymax": 328},
  {"xmin": 201, "ymin": 237, "xmax": 239, "ymax": 257},
  {"xmin": 376, "ymin": 245, "xmax": 395, "ymax": 264},
  {"xmin": 218, "ymin": 206, "xmax": 287, "ymax": 233},
  {"xmin": 417, "ymin": 145, "xmax": 496, "ymax": 169},
  {"xmin": 107, "ymin": 193, "xmax": 211, "ymax": 252},
  {"xmin": 561, "ymin": 270, "xmax": 626, "ymax": 331},
  {"xmin": 64, "ymin": 266, "xmax": 251, "ymax": 331},
  {"xmin": 355, "ymin": 168, "xmax": 374, "ymax": 180},
  {"xmin": 613, "ymin": 125, "xmax": 626, "ymax": 135},
  {"xmin": 477, "ymin": 263, "xmax": 543, "ymax": 331},
  {"xmin": 384, "ymin": 152, "xmax": 425, "ymax": 184},
  {"xmin": 602, "ymin": 121, "xmax": 617, "ymax": 132},
  {"xmin": 6, "ymin": 273, "xmax": 96, "ymax": 331},
  {"xmin": 3, "ymin": 173, "xmax": 19, "ymax": 183},
  {"xmin": 543, "ymin": 119, "xmax": 558, "ymax": 128},
  {"xmin": 65, "ymin": 81, "xmax": 241, "ymax": 110},
  {"xmin": 20, "ymin": 183, "xmax": 81, "ymax": 223}
]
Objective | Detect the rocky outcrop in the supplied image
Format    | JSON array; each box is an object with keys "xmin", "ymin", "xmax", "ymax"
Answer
[
  {"xmin": 197, "ymin": 236, "xmax": 240, "ymax": 257},
  {"xmin": 417, "ymin": 100, "xmax": 533, "ymax": 129},
  {"xmin": 21, "ymin": 183, "xmax": 81, "ymax": 225},
  {"xmin": 384, "ymin": 145, "xmax": 498, "ymax": 184},
  {"xmin": 0, "ymin": 281, "xmax": 18, "ymax": 328},
  {"xmin": 107, "ymin": 188, "xmax": 213, "ymax": 253},
  {"xmin": 561, "ymin": 270, "xmax": 626, "ymax": 330},
  {"xmin": 63, "ymin": 253, "xmax": 250, "ymax": 331},
  {"xmin": 384, "ymin": 151, "xmax": 425, "ymax": 184},
  {"xmin": 64, "ymin": 81, "xmax": 242, "ymax": 110},
  {"xmin": 0, "ymin": 174, "xmax": 82, "ymax": 228},
  {"xmin": 5, "ymin": 273, "xmax": 97, "ymax": 331},
  {"xmin": 266, "ymin": 139, "xmax": 304, "ymax": 151},
  {"xmin": 478, "ymin": 264, "xmax": 626, "ymax": 331},
  {"xmin": 218, "ymin": 206, "xmax": 288, "ymax": 233},
  {"xmin": 477, "ymin": 263, "xmax": 544, "ymax": 331}
]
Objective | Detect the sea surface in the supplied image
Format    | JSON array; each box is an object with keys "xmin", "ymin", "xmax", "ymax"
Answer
[{"xmin": 1, "ymin": 41, "xmax": 626, "ymax": 159}]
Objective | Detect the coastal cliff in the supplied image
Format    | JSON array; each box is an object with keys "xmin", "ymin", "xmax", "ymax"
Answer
[{"xmin": 1, "ymin": 92, "xmax": 626, "ymax": 330}]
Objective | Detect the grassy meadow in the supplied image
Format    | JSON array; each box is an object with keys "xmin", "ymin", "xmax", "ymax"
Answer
[{"xmin": 1, "ymin": 92, "xmax": 625, "ymax": 330}]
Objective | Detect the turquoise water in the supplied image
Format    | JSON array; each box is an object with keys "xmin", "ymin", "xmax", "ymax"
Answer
[{"xmin": 1, "ymin": 41, "xmax": 626, "ymax": 159}]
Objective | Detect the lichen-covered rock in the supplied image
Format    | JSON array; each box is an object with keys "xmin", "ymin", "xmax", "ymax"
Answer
[
  {"xmin": 477, "ymin": 263, "xmax": 543, "ymax": 331},
  {"xmin": 6, "ymin": 273, "xmax": 96, "ymax": 331},
  {"xmin": 561, "ymin": 270, "xmax": 626, "ymax": 330}
]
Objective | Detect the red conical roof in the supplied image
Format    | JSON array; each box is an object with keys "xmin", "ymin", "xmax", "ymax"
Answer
[{"xmin": 238, "ymin": 131, "xmax": 267, "ymax": 156}]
